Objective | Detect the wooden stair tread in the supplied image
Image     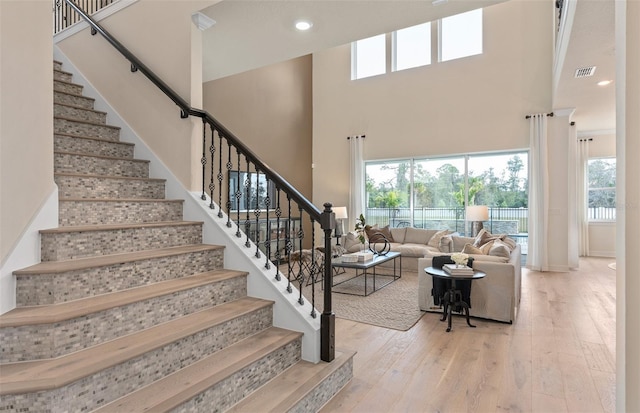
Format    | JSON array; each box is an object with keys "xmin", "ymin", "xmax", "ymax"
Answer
[
  {"xmin": 55, "ymin": 133, "xmax": 134, "ymax": 145},
  {"xmin": 0, "ymin": 270, "xmax": 246, "ymax": 327},
  {"xmin": 0, "ymin": 297, "xmax": 274, "ymax": 395},
  {"xmin": 54, "ymin": 101, "xmax": 107, "ymax": 115},
  {"xmin": 14, "ymin": 244, "xmax": 223, "ymax": 275},
  {"xmin": 54, "ymin": 172, "xmax": 164, "ymax": 182},
  {"xmin": 226, "ymin": 349, "xmax": 355, "ymax": 413},
  {"xmin": 55, "ymin": 150, "xmax": 149, "ymax": 162},
  {"xmin": 94, "ymin": 327, "xmax": 302, "ymax": 413},
  {"xmin": 54, "ymin": 115, "xmax": 120, "ymax": 129},
  {"xmin": 39, "ymin": 220, "xmax": 202, "ymax": 234},
  {"xmin": 58, "ymin": 197, "xmax": 183, "ymax": 203}
]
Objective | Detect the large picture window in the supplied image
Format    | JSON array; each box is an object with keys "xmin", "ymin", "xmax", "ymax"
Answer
[
  {"xmin": 228, "ymin": 171, "xmax": 276, "ymax": 212},
  {"xmin": 365, "ymin": 151, "xmax": 528, "ymax": 239}
]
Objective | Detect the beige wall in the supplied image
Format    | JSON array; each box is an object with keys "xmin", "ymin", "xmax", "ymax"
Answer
[
  {"xmin": 57, "ymin": 0, "xmax": 215, "ymax": 190},
  {"xmin": 202, "ymin": 55, "xmax": 313, "ymax": 201},
  {"xmin": 0, "ymin": 0, "xmax": 54, "ymax": 261},
  {"xmin": 311, "ymin": 0, "xmax": 553, "ymax": 210}
]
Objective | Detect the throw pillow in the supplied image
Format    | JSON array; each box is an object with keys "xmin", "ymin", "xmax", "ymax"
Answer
[
  {"xmin": 500, "ymin": 236, "xmax": 518, "ymax": 250},
  {"xmin": 473, "ymin": 228, "xmax": 504, "ymax": 248},
  {"xmin": 488, "ymin": 239, "xmax": 511, "ymax": 259},
  {"xmin": 344, "ymin": 231, "xmax": 363, "ymax": 251},
  {"xmin": 366, "ymin": 225, "xmax": 393, "ymax": 243},
  {"xmin": 462, "ymin": 243, "xmax": 484, "ymax": 255},
  {"xmin": 427, "ymin": 229, "xmax": 452, "ymax": 249}
]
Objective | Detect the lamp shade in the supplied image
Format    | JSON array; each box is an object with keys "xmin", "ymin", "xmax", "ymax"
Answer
[
  {"xmin": 466, "ymin": 205, "xmax": 488, "ymax": 221},
  {"xmin": 333, "ymin": 206, "xmax": 348, "ymax": 220}
]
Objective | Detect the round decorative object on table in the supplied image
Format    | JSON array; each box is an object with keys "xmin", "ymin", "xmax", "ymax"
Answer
[{"xmin": 369, "ymin": 234, "xmax": 390, "ymax": 255}]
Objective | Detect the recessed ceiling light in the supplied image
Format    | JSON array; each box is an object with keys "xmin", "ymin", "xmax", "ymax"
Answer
[
  {"xmin": 295, "ymin": 20, "xmax": 313, "ymax": 31},
  {"xmin": 597, "ymin": 80, "xmax": 612, "ymax": 86}
]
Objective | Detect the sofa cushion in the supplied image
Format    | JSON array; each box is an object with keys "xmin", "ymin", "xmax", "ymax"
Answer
[
  {"xmin": 394, "ymin": 243, "xmax": 433, "ymax": 257},
  {"xmin": 450, "ymin": 235, "xmax": 476, "ymax": 252},
  {"xmin": 404, "ymin": 227, "xmax": 436, "ymax": 244},
  {"xmin": 389, "ymin": 227, "xmax": 407, "ymax": 244},
  {"xmin": 427, "ymin": 229, "xmax": 452, "ymax": 249}
]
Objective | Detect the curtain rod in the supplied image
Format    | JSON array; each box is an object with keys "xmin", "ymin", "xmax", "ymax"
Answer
[
  {"xmin": 578, "ymin": 138, "xmax": 593, "ymax": 142},
  {"xmin": 346, "ymin": 134, "xmax": 366, "ymax": 139},
  {"xmin": 525, "ymin": 112, "xmax": 554, "ymax": 119}
]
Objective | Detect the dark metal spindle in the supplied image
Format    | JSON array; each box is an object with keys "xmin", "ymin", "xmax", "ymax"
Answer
[
  {"xmin": 200, "ymin": 119, "xmax": 207, "ymax": 200},
  {"xmin": 225, "ymin": 144, "xmax": 233, "ymax": 227},
  {"xmin": 208, "ymin": 123, "xmax": 215, "ymax": 209},
  {"xmin": 217, "ymin": 133, "xmax": 224, "ymax": 218},
  {"xmin": 309, "ymin": 218, "xmax": 317, "ymax": 318},
  {"xmin": 297, "ymin": 205, "xmax": 305, "ymax": 306},
  {"xmin": 244, "ymin": 158, "xmax": 252, "ymax": 248},
  {"xmin": 235, "ymin": 150, "xmax": 242, "ymax": 237},
  {"xmin": 274, "ymin": 189, "xmax": 282, "ymax": 280},
  {"xmin": 263, "ymin": 177, "xmax": 271, "ymax": 267},
  {"xmin": 285, "ymin": 195, "xmax": 293, "ymax": 293},
  {"xmin": 253, "ymin": 166, "xmax": 262, "ymax": 258}
]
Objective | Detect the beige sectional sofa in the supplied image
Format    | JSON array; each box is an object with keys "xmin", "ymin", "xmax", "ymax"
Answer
[{"xmin": 344, "ymin": 226, "xmax": 522, "ymax": 323}]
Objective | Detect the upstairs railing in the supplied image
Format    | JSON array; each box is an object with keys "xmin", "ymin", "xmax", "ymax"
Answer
[
  {"xmin": 53, "ymin": 0, "xmax": 114, "ymax": 33},
  {"xmin": 61, "ymin": 0, "xmax": 336, "ymax": 362}
]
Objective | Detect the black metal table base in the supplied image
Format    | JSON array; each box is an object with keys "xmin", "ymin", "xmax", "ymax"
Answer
[{"xmin": 441, "ymin": 287, "xmax": 475, "ymax": 332}]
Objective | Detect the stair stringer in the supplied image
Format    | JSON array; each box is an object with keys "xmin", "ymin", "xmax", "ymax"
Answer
[{"xmin": 53, "ymin": 46, "xmax": 322, "ymax": 363}]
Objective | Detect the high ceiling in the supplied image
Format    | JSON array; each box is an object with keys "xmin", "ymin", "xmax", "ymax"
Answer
[{"xmin": 200, "ymin": 0, "xmax": 616, "ymax": 134}]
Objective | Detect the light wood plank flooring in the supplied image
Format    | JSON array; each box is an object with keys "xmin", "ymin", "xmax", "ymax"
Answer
[{"xmin": 322, "ymin": 257, "xmax": 616, "ymax": 413}]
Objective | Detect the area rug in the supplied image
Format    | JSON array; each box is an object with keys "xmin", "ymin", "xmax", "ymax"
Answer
[{"xmin": 298, "ymin": 269, "xmax": 425, "ymax": 331}]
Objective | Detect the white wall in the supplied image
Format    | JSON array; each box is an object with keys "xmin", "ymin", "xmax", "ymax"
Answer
[
  {"xmin": 0, "ymin": 0, "xmax": 57, "ymax": 314},
  {"xmin": 311, "ymin": 0, "xmax": 553, "ymax": 212}
]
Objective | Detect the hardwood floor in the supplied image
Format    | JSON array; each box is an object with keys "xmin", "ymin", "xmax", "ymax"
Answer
[{"xmin": 321, "ymin": 256, "xmax": 616, "ymax": 413}]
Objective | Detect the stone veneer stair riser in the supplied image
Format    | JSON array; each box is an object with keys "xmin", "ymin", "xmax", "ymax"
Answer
[
  {"xmin": 54, "ymin": 152, "xmax": 149, "ymax": 178},
  {"xmin": 0, "ymin": 303, "xmax": 281, "ymax": 412},
  {"xmin": 53, "ymin": 79, "xmax": 83, "ymax": 95},
  {"xmin": 54, "ymin": 102, "xmax": 107, "ymax": 124},
  {"xmin": 0, "ymin": 271, "xmax": 248, "ymax": 362},
  {"xmin": 54, "ymin": 173, "xmax": 165, "ymax": 200},
  {"xmin": 53, "ymin": 69, "xmax": 73, "ymax": 83},
  {"xmin": 54, "ymin": 90, "xmax": 95, "ymax": 109},
  {"xmin": 54, "ymin": 134, "xmax": 134, "ymax": 158},
  {"xmin": 54, "ymin": 117, "xmax": 120, "ymax": 141},
  {"xmin": 58, "ymin": 198, "xmax": 184, "ymax": 226},
  {"xmin": 40, "ymin": 222, "xmax": 203, "ymax": 261},
  {"xmin": 14, "ymin": 246, "xmax": 224, "ymax": 306}
]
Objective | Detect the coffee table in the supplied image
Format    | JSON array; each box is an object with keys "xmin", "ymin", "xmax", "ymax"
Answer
[
  {"xmin": 331, "ymin": 252, "xmax": 401, "ymax": 296},
  {"xmin": 424, "ymin": 266, "xmax": 486, "ymax": 332}
]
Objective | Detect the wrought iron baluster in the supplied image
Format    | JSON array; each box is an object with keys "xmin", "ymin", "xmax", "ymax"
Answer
[
  {"xmin": 200, "ymin": 119, "xmax": 207, "ymax": 201},
  {"xmin": 217, "ymin": 133, "xmax": 224, "ymax": 218},
  {"xmin": 274, "ymin": 189, "xmax": 282, "ymax": 280},
  {"xmin": 235, "ymin": 149, "xmax": 242, "ymax": 237},
  {"xmin": 296, "ymin": 205, "xmax": 305, "ymax": 306},
  {"xmin": 309, "ymin": 217, "xmax": 317, "ymax": 318},
  {"xmin": 244, "ymin": 158, "xmax": 252, "ymax": 248},
  {"xmin": 253, "ymin": 165, "xmax": 262, "ymax": 258},
  {"xmin": 285, "ymin": 195, "xmax": 293, "ymax": 293},
  {"xmin": 225, "ymin": 143, "xmax": 233, "ymax": 227},
  {"xmin": 263, "ymin": 176, "xmax": 271, "ymax": 267},
  {"xmin": 209, "ymin": 123, "xmax": 215, "ymax": 209}
]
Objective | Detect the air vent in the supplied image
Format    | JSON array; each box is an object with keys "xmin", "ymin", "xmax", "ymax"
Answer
[{"xmin": 574, "ymin": 66, "xmax": 596, "ymax": 78}]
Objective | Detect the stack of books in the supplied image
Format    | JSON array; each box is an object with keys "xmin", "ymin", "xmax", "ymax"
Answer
[{"xmin": 443, "ymin": 264, "xmax": 474, "ymax": 276}]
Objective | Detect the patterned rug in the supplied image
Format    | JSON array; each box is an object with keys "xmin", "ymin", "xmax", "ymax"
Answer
[{"xmin": 298, "ymin": 269, "xmax": 425, "ymax": 331}]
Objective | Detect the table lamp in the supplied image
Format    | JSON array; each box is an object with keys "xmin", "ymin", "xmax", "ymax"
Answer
[
  {"xmin": 333, "ymin": 207, "xmax": 348, "ymax": 245},
  {"xmin": 466, "ymin": 205, "xmax": 488, "ymax": 237}
]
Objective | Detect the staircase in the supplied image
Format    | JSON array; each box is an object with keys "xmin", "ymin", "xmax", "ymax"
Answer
[{"xmin": 0, "ymin": 61, "xmax": 353, "ymax": 412}]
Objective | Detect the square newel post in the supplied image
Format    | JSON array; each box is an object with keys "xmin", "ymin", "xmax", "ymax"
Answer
[{"xmin": 320, "ymin": 203, "xmax": 335, "ymax": 362}]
